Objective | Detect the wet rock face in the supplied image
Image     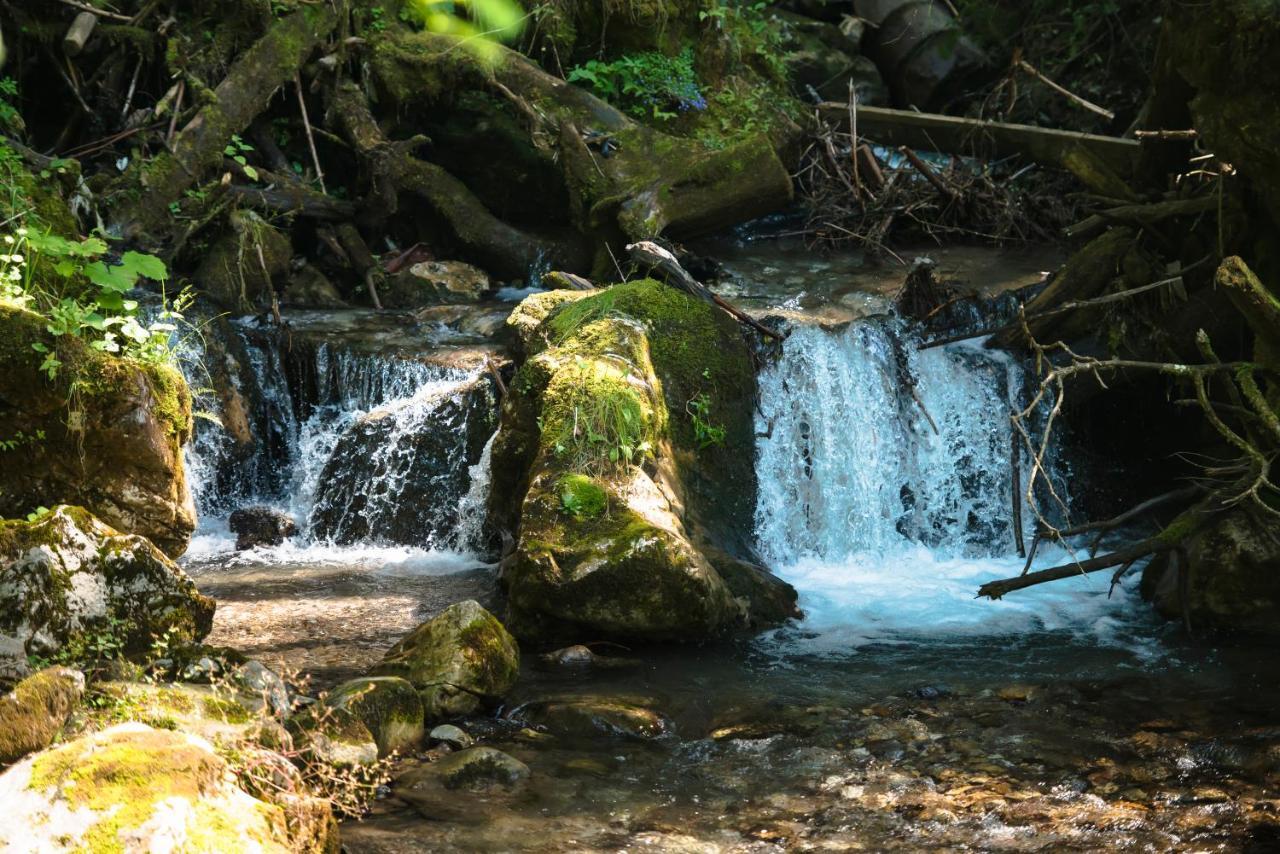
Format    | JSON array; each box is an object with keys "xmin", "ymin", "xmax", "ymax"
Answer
[
  {"xmin": 489, "ymin": 280, "xmax": 798, "ymax": 643},
  {"xmin": 0, "ymin": 722, "xmax": 337, "ymax": 852},
  {"xmin": 370, "ymin": 600, "xmax": 519, "ymax": 720},
  {"xmin": 0, "ymin": 666, "xmax": 84, "ymax": 765},
  {"xmin": 0, "ymin": 305, "xmax": 195, "ymax": 558},
  {"xmin": 0, "ymin": 506, "xmax": 215, "ymax": 682},
  {"xmin": 380, "ymin": 260, "xmax": 491, "ymax": 308},
  {"xmin": 229, "ymin": 505, "xmax": 298, "ymax": 550},
  {"xmin": 308, "ymin": 375, "xmax": 496, "ymax": 547},
  {"xmin": 1147, "ymin": 509, "xmax": 1280, "ymax": 635}
]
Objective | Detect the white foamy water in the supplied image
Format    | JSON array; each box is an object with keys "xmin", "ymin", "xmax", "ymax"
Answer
[
  {"xmin": 755, "ymin": 319, "xmax": 1152, "ymax": 653},
  {"xmin": 177, "ymin": 319, "xmax": 499, "ymax": 556}
]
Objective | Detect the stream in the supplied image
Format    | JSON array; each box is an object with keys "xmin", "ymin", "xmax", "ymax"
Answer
[{"xmin": 178, "ymin": 243, "xmax": 1280, "ymax": 852}]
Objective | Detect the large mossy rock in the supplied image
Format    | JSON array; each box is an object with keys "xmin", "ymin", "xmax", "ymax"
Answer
[
  {"xmin": 0, "ymin": 722, "xmax": 337, "ymax": 853},
  {"xmin": 489, "ymin": 279, "xmax": 799, "ymax": 643},
  {"xmin": 1146, "ymin": 509, "xmax": 1280, "ymax": 635},
  {"xmin": 0, "ymin": 666, "xmax": 84, "ymax": 765},
  {"xmin": 0, "ymin": 506, "xmax": 214, "ymax": 682},
  {"xmin": 0, "ymin": 305, "xmax": 195, "ymax": 557},
  {"xmin": 370, "ymin": 600, "xmax": 519, "ymax": 720}
]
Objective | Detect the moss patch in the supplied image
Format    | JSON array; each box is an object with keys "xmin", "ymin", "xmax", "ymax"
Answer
[{"xmin": 558, "ymin": 473, "xmax": 607, "ymax": 519}]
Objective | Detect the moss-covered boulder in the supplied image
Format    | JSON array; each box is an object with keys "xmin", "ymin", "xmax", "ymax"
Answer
[
  {"xmin": 1146, "ymin": 509, "xmax": 1280, "ymax": 635},
  {"xmin": 0, "ymin": 666, "xmax": 84, "ymax": 765},
  {"xmin": 489, "ymin": 279, "xmax": 799, "ymax": 642},
  {"xmin": 0, "ymin": 305, "xmax": 195, "ymax": 557},
  {"xmin": 327, "ymin": 676, "xmax": 425, "ymax": 758},
  {"xmin": 0, "ymin": 506, "xmax": 215, "ymax": 682},
  {"xmin": 193, "ymin": 209, "xmax": 292, "ymax": 311},
  {"xmin": 370, "ymin": 601, "xmax": 519, "ymax": 720},
  {"xmin": 0, "ymin": 722, "xmax": 337, "ymax": 853}
]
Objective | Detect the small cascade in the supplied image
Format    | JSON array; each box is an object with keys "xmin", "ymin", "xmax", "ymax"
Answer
[
  {"xmin": 756, "ymin": 318, "xmax": 1038, "ymax": 562},
  {"xmin": 178, "ymin": 316, "xmax": 498, "ymax": 554},
  {"xmin": 753, "ymin": 318, "xmax": 1144, "ymax": 650}
]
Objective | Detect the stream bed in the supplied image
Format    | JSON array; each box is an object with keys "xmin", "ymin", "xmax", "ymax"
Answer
[{"xmin": 178, "ymin": 243, "xmax": 1280, "ymax": 852}]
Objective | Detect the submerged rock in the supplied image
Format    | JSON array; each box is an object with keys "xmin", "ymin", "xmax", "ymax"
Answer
[
  {"xmin": 490, "ymin": 280, "xmax": 798, "ymax": 643},
  {"xmin": 0, "ymin": 722, "xmax": 336, "ymax": 852},
  {"xmin": 0, "ymin": 666, "xmax": 84, "ymax": 765},
  {"xmin": 229, "ymin": 505, "xmax": 298, "ymax": 550},
  {"xmin": 538, "ymin": 644, "xmax": 641, "ymax": 672},
  {"xmin": 397, "ymin": 746, "xmax": 530, "ymax": 797},
  {"xmin": 308, "ymin": 375, "xmax": 496, "ymax": 547},
  {"xmin": 371, "ymin": 600, "xmax": 519, "ymax": 720},
  {"xmin": 0, "ymin": 305, "xmax": 195, "ymax": 557},
  {"xmin": 328, "ymin": 676, "xmax": 425, "ymax": 757},
  {"xmin": 0, "ymin": 506, "xmax": 215, "ymax": 682},
  {"xmin": 514, "ymin": 696, "xmax": 673, "ymax": 740}
]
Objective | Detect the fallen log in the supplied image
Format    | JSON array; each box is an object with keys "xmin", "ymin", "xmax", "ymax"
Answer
[
  {"xmin": 227, "ymin": 181, "xmax": 355, "ymax": 221},
  {"xmin": 1064, "ymin": 194, "xmax": 1217, "ymax": 240},
  {"xmin": 111, "ymin": 6, "xmax": 339, "ymax": 238},
  {"xmin": 816, "ymin": 103, "xmax": 1141, "ymax": 176},
  {"xmin": 977, "ymin": 537, "xmax": 1169, "ymax": 599},
  {"xmin": 626, "ymin": 241, "xmax": 784, "ymax": 342}
]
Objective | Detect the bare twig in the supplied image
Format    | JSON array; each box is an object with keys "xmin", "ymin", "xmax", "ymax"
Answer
[
  {"xmin": 1016, "ymin": 58, "xmax": 1115, "ymax": 121},
  {"xmin": 295, "ymin": 72, "xmax": 326, "ymax": 194}
]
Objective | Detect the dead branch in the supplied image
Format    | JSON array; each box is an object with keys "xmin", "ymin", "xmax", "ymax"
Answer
[{"xmin": 626, "ymin": 241, "xmax": 784, "ymax": 341}]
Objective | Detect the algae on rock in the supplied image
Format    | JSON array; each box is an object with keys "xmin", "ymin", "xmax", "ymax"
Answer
[{"xmin": 371, "ymin": 600, "xmax": 520, "ymax": 720}]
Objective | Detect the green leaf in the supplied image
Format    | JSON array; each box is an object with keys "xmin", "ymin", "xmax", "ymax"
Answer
[
  {"xmin": 242, "ymin": 164, "xmax": 259, "ymax": 182},
  {"xmin": 121, "ymin": 251, "xmax": 168, "ymax": 283},
  {"xmin": 85, "ymin": 260, "xmax": 137, "ymax": 292}
]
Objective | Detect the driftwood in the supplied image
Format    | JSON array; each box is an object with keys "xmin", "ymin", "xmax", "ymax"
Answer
[
  {"xmin": 626, "ymin": 241, "xmax": 784, "ymax": 341},
  {"xmin": 816, "ymin": 103, "xmax": 1140, "ymax": 176},
  {"xmin": 544, "ymin": 271, "xmax": 596, "ymax": 291}
]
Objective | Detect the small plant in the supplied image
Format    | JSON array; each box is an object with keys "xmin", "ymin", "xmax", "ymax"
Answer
[
  {"xmin": 224, "ymin": 134, "xmax": 259, "ymax": 181},
  {"xmin": 687, "ymin": 392, "xmax": 726, "ymax": 448},
  {"xmin": 568, "ymin": 47, "xmax": 707, "ymax": 121},
  {"xmin": 0, "ymin": 429, "xmax": 44, "ymax": 453},
  {"xmin": 0, "ymin": 222, "xmax": 189, "ymax": 379},
  {"xmin": 0, "ymin": 77, "xmax": 20, "ymax": 131},
  {"xmin": 547, "ymin": 358, "xmax": 654, "ymax": 472}
]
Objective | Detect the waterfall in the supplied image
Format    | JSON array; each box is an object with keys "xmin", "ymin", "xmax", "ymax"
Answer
[
  {"xmin": 178, "ymin": 316, "xmax": 498, "ymax": 556},
  {"xmin": 754, "ymin": 318, "xmax": 1149, "ymax": 651},
  {"xmin": 756, "ymin": 318, "xmax": 1034, "ymax": 563}
]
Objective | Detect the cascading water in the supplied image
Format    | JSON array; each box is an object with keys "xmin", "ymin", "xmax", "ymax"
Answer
[
  {"xmin": 178, "ymin": 317, "xmax": 497, "ymax": 559},
  {"xmin": 755, "ymin": 318, "xmax": 1153, "ymax": 652}
]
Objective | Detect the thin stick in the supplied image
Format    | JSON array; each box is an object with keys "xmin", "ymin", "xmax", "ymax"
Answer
[
  {"xmin": 978, "ymin": 538, "xmax": 1168, "ymax": 599},
  {"xmin": 1134, "ymin": 129, "xmax": 1197, "ymax": 140},
  {"xmin": 1011, "ymin": 426, "xmax": 1025, "ymax": 558},
  {"xmin": 899, "ymin": 145, "xmax": 956, "ymax": 200},
  {"xmin": 120, "ymin": 56, "xmax": 142, "ymax": 118},
  {"xmin": 295, "ymin": 72, "xmax": 326, "ymax": 194},
  {"xmin": 1016, "ymin": 59, "xmax": 1114, "ymax": 121},
  {"xmin": 55, "ymin": 0, "xmax": 133, "ymax": 22},
  {"xmin": 166, "ymin": 80, "xmax": 185, "ymax": 150}
]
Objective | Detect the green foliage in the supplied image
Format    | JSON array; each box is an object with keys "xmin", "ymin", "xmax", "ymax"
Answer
[
  {"xmin": 0, "ymin": 77, "xmax": 19, "ymax": 131},
  {"xmin": 0, "ymin": 429, "xmax": 44, "ymax": 453},
  {"xmin": 403, "ymin": 0, "xmax": 527, "ymax": 60},
  {"xmin": 686, "ymin": 391, "xmax": 726, "ymax": 448},
  {"xmin": 0, "ymin": 225, "xmax": 187, "ymax": 379},
  {"xmin": 27, "ymin": 615, "xmax": 134, "ymax": 671},
  {"xmin": 558, "ymin": 473, "xmax": 608, "ymax": 519},
  {"xmin": 568, "ymin": 47, "xmax": 707, "ymax": 121},
  {"xmin": 223, "ymin": 134, "xmax": 259, "ymax": 181}
]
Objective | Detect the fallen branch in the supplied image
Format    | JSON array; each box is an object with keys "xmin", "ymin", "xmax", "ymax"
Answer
[
  {"xmin": 978, "ymin": 537, "xmax": 1169, "ymax": 599},
  {"xmin": 1016, "ymin": 59, "xmax": 1115, "ymax": 121},
  {"xmin": 626, "ymin": 241, "xmax": 784, "ymax": 341}
]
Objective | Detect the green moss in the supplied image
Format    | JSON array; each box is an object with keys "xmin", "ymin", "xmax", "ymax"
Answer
[
  {"xmin": 558, "ymin": 473, "xmax": 607, "ymax": 519},
  {"xmin": 202, "ymin": 696, "xmax": 252, "ymax": 724}
]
